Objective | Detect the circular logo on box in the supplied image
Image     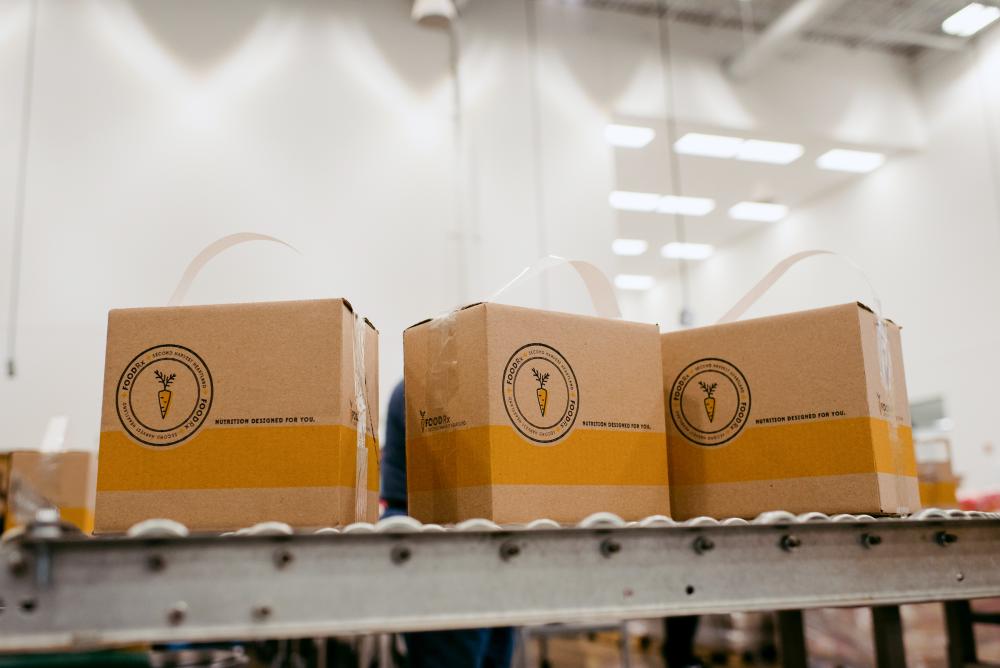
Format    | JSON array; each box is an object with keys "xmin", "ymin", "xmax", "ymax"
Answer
[
  {"xmin": 115, "ymin": 344, "xmax": 214, "ymax": 447},
  {"xmin": 669, "ymin": 357, "xmax": 750, "ymax": 447},
  {"xmin": 502, "ymin": 343, "xmax": 579, "ymax": 445}
]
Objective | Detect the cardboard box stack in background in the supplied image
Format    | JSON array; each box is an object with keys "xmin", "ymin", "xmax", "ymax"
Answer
[
  {"xmin": 2, "ymin": 450, "xmax": 97, "ymax": 534},
  {"xmin": 915, "ymin": 437, "xmax": 961, "ymax": 508},
  {"xmin": 0, "ymin": 454, "xmax": 8, "ymax": 530},
  {"xmin": 405, "ymin": 302, "xmax": 669, "ymax": 524},
  {"xmin": 662, "ymin": 303, "xmax": 919, "ymax": 520},
  {"xmin": 95, "ymin": 298, "xmax": 378, "ymax": 533}
]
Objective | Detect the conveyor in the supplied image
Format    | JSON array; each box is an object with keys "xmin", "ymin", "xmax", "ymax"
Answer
[{"xmin": 1, "ymin": 509, "xmax": 999, "ymax": 667}]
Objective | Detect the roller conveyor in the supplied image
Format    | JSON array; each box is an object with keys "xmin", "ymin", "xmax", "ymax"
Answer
[{"xmin": 2, "ymin": 508, "xmax": 999, "ymax": 666}]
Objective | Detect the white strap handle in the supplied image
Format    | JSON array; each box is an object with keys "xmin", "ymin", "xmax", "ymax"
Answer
[
  {"xmin": 717, "ymin": 250, "xmax": 883, "ymax": 324},
  {"xmin": 487, "ymin": 255, "xmax": 621, "ymax": 319},
  {"xmin": 167, "ymin": 232, "xmax": 298, "ymax": 306}
]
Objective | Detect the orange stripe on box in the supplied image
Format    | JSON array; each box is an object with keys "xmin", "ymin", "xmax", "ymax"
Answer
[
  {"xmin": 669, "ymin": 418, "xmax": 915, "ymax": 485},
  {"xmin": 98, "ymin": 425, "xmax": 378, "ymax": 492},
  {"xmin": 407, "ymin": 426, "xmax": 669, "ymax": 491}
]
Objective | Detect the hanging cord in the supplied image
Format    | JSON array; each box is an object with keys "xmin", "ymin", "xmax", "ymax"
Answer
[
  {"xmin": 524, "ymin": 0, "xmax": 550, "ymax": 309},
  {"xmin": 6, "ymin": 0, "xmax": 39, "ymax": 378},
  {"xmin": 447, "ymin": 19, "xmax": 474, "ymax": 306},
  {"xmin": 654, "ymin": 0, "xmax": 692, "ymax": 326}
]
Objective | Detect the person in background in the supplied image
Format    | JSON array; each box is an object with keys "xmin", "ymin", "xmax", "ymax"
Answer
[{"xmin": 381, "ymin": 381, "xmax": 516, "ymax": 668}]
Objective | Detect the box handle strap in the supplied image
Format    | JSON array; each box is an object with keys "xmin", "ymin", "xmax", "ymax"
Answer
[
  {"xmin": 487, "ymin": 255, "xmax": 622, "ymax": 319},
  {"xmin": 717, "ymin": 249, "xmax": 912, "ymax": 514},
  {"xmin": 167, "ymin": 232, "xmax": 374, "ymax": 524},
  {"xmin": 716, "ymin": 250, "xmax": 882, "ymax": 324},
  {"xmin": 167, "ymin": 232, "xmax": 298, "ymax": 306}
]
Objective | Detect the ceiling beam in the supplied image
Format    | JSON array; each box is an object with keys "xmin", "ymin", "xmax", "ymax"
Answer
[
  {"xmin": 811, "ymin": 22, "xmax": 967, "ymax": 51},
  {"xmin": 725, "ymin": 0, "xmax": 851, "ymax": 80}
]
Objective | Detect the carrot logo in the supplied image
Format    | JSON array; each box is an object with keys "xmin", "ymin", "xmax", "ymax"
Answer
[
  {"xmin": 669, "ymin": 358, "xmax": 751, "ymax": 447},
  {"xmin": 699, "ymin": 381, "xmax": 718, "ymax": 422},
  {"xmin": 154, "ymin": 369, "xmax": 176, "ymax": 419},
  {"xmin": 502, "ymin": 343, "xmax": 578, "ymax": 445},
  {"xmin": 532, "ymin": 368, "xmax": 550, "ymax": 416},
  {"xmin": 115, "ymin": 344, "xmax": 214, "ymax": 448}
]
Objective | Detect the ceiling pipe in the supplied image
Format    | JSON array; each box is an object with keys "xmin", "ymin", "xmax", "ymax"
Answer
[{"xmin": 725, "ymin": 0, "xmax": 851, "ymax": 80}]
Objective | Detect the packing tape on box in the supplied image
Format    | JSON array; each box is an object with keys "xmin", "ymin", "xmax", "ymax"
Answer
[
  {"xmin": 423, "ymin": 255, "xmax": 620, "ymax": 412},
  {"xmin": 717, "ymin": 250, "xmax": 912, "ymax": 514},
  {"xmin": 167, "ymin": 232, "xmax": 375, "ymax": 522}
]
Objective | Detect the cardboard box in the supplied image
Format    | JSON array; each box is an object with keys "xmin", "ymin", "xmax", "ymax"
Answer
[
  {"xmin": 661, "ymin": 302, "xmax": 919, "ymax": 519},
  {"xmin": 3, "ymin": 450, "xmax": 97, "ymax": 533},
  {"xmin": 916, "ymin": 437, "xmax": 960, "ymax": 508},
  {"xmin": 0, "ymin": 453, "xmax": 9, "ymax": 532},
  {"xmin": 95, "ymin": 299, "xmax": 379, "ymax": 533},
  {"xmin": 404, "ymin": 302, "xmax": 669, "ymax": 524}
]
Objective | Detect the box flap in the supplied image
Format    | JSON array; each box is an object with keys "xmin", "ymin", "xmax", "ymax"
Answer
[
  {"xmin": 341, "ymin": 298, "xmax": 379, "ymax": 333},
  {"xmin": 405, "ymin": 302, "xmax": 485, "ymax": 331},
  {"xmin": 855, "ymin": 301, "xmax": 898, "ymax": 327}
]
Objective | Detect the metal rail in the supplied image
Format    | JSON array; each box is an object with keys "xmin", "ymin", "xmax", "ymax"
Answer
[{"xmin": 1, "ymin": 516, "xmax": 999, "ymax": 654}]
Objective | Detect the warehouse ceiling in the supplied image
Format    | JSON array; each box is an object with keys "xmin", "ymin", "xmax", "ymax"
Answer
[{"xmin": 577, "ymin": 0, "xmax": 978, "ymax": 55}]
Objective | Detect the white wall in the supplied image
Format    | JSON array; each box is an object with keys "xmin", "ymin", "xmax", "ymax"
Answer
[
  {"xmin": 670, "ymin": 27, "xmax": 1000, "ymax": 491},
  {"xmin": 0, "ymin": 0, "xmax": 936, "ymax": 460}
]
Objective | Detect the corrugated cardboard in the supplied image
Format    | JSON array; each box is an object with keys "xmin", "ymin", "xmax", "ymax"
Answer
[
  {"xmin": 3, "ymin": 450, "xmax": 97, "ymax": 533},
  {"xmin": 405, "ymin": 303, "xmax": 669, "ymax": 524},
  {"xmin": 0, "ymin": 454, "xmax": 9, "ymax": 532},
  {"xmin": 916, "ymin": 438, "xmax": 960, "ymax": 508},
  {"xmin": 661, "ymin": 303, "xmax": 919, "ymax": 519},
  {"xmin": 95, "ymin": 298, "xmax": 379, "ymax": 533}
]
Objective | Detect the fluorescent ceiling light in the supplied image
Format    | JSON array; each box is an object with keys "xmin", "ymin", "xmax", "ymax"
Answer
[
  {"xmin": 942, "ymin": 2, "xmax": 1000, "ymax": 36},
  {"xmin": 609, "ymin": 190, "xmax": 660, "ymax": 212},
  {"xmin": 657, "ymin": 195, "xmax": 716, "ymax": 216},
  {"xmin": 729, "ymin": 201, "xmax": 789, "ymax": 222},
  {"xmin": 816, "ymin": 148, "xmax": 885, "ymax": 173},
  {"xmin": 661, "ymin": 242, "xmax": 715, "ymax": 260},
  {"xmin": 736, "ymin": 139, "xmax": 804, "ymax": 165},
  {"xmin": 612, "ymin": 238, "xmax": 649, "ymax": 256},
  {"xmin": 675, "ymin": 132, "xmax": 803, "ymax": 165},
  {"xmin": 614, "ymin": 274, "xmax": 655, "ymax": 290},
  {"xmin": 605, "ymin": 124, "xmax": 656, "ymax": 148},
  {"xmin": 674, "ymin": 132, "xmax": 742, "ymax": 158}
]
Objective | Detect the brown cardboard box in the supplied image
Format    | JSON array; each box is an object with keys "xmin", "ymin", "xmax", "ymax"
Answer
[
  {"xmin": 3, "ymin": 450, "xmax": 97, "ymax": 533},
  {"xmin": 661, "ymin": 303, "xmax": 919, "ymax": 519},
  {"xmin": 95, "ymin": 298, "xmax": 379, "ymax": 533},
  {"xmin": 404, "ymin": 303, "xmax": 669, "ymax": 524},
  {"xmin": 916, "ymin": 437, "xmax": 960, "ymax": 508},
  {"xmin": 0, "ymin": 453, "xmax": 9, "ymax": 531}
]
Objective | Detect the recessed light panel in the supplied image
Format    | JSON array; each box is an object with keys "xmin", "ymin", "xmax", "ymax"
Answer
[
  {"xmin": 942, "ymin": 2, "xmax": 1000, "ymax": 36},
  {"xmin": 609, "ymin": 190, "xmax": 661, "ymax": 212},
  {"xmin": 605, "ymin": 124, "xmax": 656, "ymax": 148},
  {"xmin": 657, "ymin": 195, "xmax": 716, "ymax": 216},
  {"xmin": 729, "ymin": 201, "xmax": 789, "ymax": 222},
  {"xmin": 612, "ymin": 238, "xmax": 649, "ymax": 256},
  {"xmin": 660, "ymin": 242, "xmax": 715, "ymax": 260},
  {"xmin": 816, "ymin": 149, "xmax": 885, "ymax": 173},
  {"xmin": 736, "ymin": 139, "xmax": 804, "ymax": 165},
  {"xmin": 674, "ymin": 132, "xmax": 743, "ymax": 159}
]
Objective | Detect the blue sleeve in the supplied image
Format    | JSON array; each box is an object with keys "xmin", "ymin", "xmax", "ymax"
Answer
[{"xmin": 380, "ymin": 380, "xmax": 408, "ymax": 513}]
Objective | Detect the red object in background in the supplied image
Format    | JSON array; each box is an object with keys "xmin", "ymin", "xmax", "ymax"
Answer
[{"xmin": 959, "ymin": 491, "xmax": 1000, "ymax": 511}]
